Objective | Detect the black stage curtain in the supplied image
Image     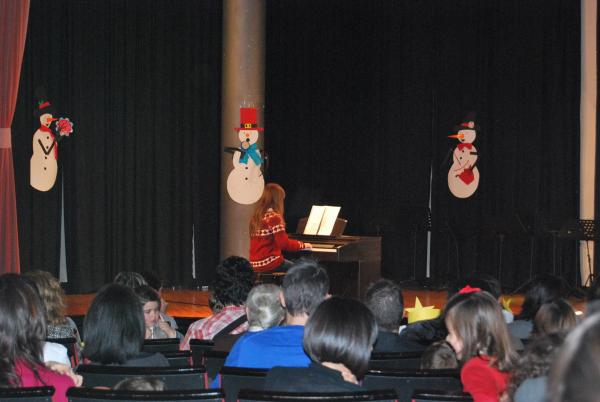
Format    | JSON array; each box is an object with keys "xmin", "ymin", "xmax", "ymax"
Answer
[
  {"xmin": 265, "ymin": 0, "xmax": 580, "ymax": 289},
  {"xmin": 12, "ymin": 0, "xmax": 223, "ymax": 293}
]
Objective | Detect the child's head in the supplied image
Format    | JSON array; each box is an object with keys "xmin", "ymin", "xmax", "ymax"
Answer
[
  {"xmin": 135, "ymin": 286, "xmax": 162, "ymax": 329},
  {"xmin": 532, "ymin": 299, "xmax": 576, "ymax": 336},
  {"xmin": 114, "ymin": 376, "xmax": 165, "ymax": 391},
  {"xmin": 421, "ymin": 340, "xmax": 459, "ymax": 370},
  {"xmin": 443, "ymin": 290, "xmax": 515, "ymax": 371}
]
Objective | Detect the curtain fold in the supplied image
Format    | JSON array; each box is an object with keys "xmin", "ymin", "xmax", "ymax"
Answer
[{"xmin": 0, "ymin": 0, "xmax": 29, "ymax": 274}]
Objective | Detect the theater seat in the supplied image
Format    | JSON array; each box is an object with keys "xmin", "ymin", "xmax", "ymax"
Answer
[
  {"xmin": 237, "ymin": 388, "xmax": 399, "ymax": 402},
  {"xmin": 218, "ymin": 366, "xmax": 268, "ymax": 402},
  {"xmin": 76, "ymin": 364, "xmax": 207, "ymax": 390},
  {"xmin": 412, "ymin": 389, "xmax": 473, "ymax": 402},
  {"xmin": 0, "ymin": 386, "xmax": 54, "ymax": 402},
  {"xmin": 190, "ymin": 339, "xmax": 215, "ymax": 366},
  {"xmin": 143, "ymin": 338, "xmax": 182, "ymax": 353},
  {"xmin": 162, "ymin": 350, "xmax": 193, "ymax": 367},
  {"xmin": 66, "ymin": 387, "xmax": 224, "ymax": 402},
  {"xmin": 369, "ymin": 351, "xmax": 423, "ymax": 370}
]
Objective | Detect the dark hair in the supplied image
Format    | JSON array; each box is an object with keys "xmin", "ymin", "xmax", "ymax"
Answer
[
  {"xmin": 114, "ymin": 377, "xmax": 166, "ymax": 391},
  {"xmin": 547, "ymin": 313, "xmax": 600, "ymax": 402},
  {"xmin": 113, "ymin": 271, "xmax": 148, "ymax": 290},
  {"xmin": 83, "ymin": 284, "xmax": 145, "ymax": 364},
  {"xmin": 0, "ymin": 274, "xmax": 47, "ymax": 387},
  {"xmin": 508, "ymin": 332, "xmax": 565, "ymax": 399},
  {"xmin": 134, "ymin": 285, "xmax": 161, "ymax": 306},
  {"xmin": 365, "ymin": 279, "xmax": 404, "ymax": 332},
  {"xmin": 532, "ymin": 299, "xmax": 576, "ymax": 336},
  {"xmin": 303, "ymin": 297, "xmax": 377, "ymax": 379},
  {"xmin": 421, "ymin": 341, "xmax": 459, "ymax": 370},
  {"xmin": 517, "ymin": 275, "xmax": 566, "ymax": 321},
  {"xmin": 453, "ymin": 272, "xmax": 502, "ymax": 300},
  {"xmin": 140, "ymin": 270, "xmax": 162, "ymax": 291},
  {"xmin": 282, "ymin": 259, "xmax": 329, "ymax": 316},
  {"xmin": 210, "ymin": 256, "xmax": 255, "ymax": 306},
  {"xmin": 444, "ymin": 291, "xmax": 515, "ymax": 371},
  {"xmin": 586, "ymin": 276, "xmax": 600, "ymax": 315}
]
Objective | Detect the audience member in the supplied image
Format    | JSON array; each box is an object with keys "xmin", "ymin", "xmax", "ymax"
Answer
[
  {"xmin": 531, "ymin": 299, "xmax": 576, "ymax": 337},
  {"xmin": 265, "ymin": 297, "xmax": 376, "ymax": 392},
  {"xmin": 135, "ymin": 285, "xmax": 181, "ymax": 339},
  {"xmin": 114, "ymin": 376, "xmax": 166, "ymax": 391},
  {"xmin": 113, "ymin": 271, "xmax": 148, "ymax": 289},
  {"xmin": 223, "ymin": 259, "xmax": 329, "ymax": 368},
  {"xmin": 214, "ymin": 283, "xmax": 284, "ymax": 352},
  {"xmin": 585, "ymin": 275, "xmax": 600, "ymax": 316},
  {"xmin": 0, "ymin": 274, "xmax": 81, "ymax": 402},
  {"xmin": 365, "ymin": 278, "xmax": 422, "ymax": 352},
  {"xmin": 444, "ymin": 289, "xmax": 516, "ymax": 402},
  {"xmin": 181, "ymin": 256, "xmax": 254, "ymax": 349},
  {"xmin": 140, "ymin": 270, "xmax": 178, "ymax": 329},
  {"xmin": 83, "ymin": 283, "xmax": 169, "ymax": 366},
  {"xmin": 547, "ymin": 313, "xmax": 600, "ymax": 402},
  {"xmin": 508, "ymin": 275, "xmax": 566, "ymax": 340},
  {"xmin": 454, "ymin": 272, "xmax": 513, "ymax": 323},
  {"xmin": 508, "ymin": 332, "xmax": 565, "ymax": 402},
  {"xmin": 420, "ymin": 341, "xmax": 459, "ymax": 370}
]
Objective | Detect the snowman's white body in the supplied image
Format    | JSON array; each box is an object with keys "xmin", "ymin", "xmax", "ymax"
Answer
[
  {"xmin": 448, "ymin": 128, "xmax": 479, "ymax": 199},
  {"xmin": 30, "ymin": 127, "xmax": 58, "ymax": 192},
  {"xmin": 226, "ymin": 129, "xmax": 264, "ymax": 204}
]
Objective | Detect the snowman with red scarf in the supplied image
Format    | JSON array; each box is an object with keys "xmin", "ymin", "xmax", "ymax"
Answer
[{"xmin": 447, "ymin": 114, "xmax": 479, "ymax": 198}]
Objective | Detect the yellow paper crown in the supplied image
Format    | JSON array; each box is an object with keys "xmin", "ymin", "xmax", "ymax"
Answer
[{"xmin": 405, "ymin": 296, "xmax": 441, "ymax": 324}]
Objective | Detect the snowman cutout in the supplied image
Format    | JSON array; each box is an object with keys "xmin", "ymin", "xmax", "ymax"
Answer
[
  {"xmin": 226, "ymin": 107, "xmax": 265, "ymax": 204},
  {"xmin": 447, "ymin": 117, "xmax": 480, "ymax": 198},
  {"xmin": 30, "ymin": 99, "xmax": 59, "ymax": 192}
]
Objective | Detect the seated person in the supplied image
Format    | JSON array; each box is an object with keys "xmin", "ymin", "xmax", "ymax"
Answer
[
  {"xmin": 365, "ymin": 278, "xmax": 423, "ymax": 352},
  {"xmin": 531, "ymin": 299, "xmax": 576, "ymax": 337},
  {"xmin": 113, "ymin": 271, "xmax": 148, "ymax": 289},
  {"xmin": 135, "ymin": 285, "xmax": 181, "ymax": 339},
  {"xmin": 420, "ymin": 340, "xmax": 459, "ymax": 370},
  {"xmin": 181, "ymin": 256, "xmax": 254, "ymax": 350},
  {"xmin": 214, "ymin": 283, "xmax": 284, "ymax": 352},
  {"xmin": 265, "ymin": 297, "xmax": 377, "ymax": 392},
  {"xmin": 83, "ymin": 284, "xmax": 169, "ymax": 367},
  {"xmin": 223, "ymin": 259, "xmax": 329, "ymax": 368},
  {"xmin": 114, "ymin": 376, "xmax": 166, "ymax": 391},
  {"xmin": 140, "ymin": 269, "xmax": 178, "ymax": 329}
]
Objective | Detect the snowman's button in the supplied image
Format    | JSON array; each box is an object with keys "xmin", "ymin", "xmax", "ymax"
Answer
[
  {"xmin": 44, "ymin": 167, "xmax": 46, "ymax": 170},
  {"xmin": 47, "ymin": 136, "xmax": 49, "ymax": 140},
  {"xmin": 45, "ymin": 156, "xmax": 47, "ymax": 160},
  {"xmin": 245, "ymin": 167, "xmax": 248, "ymax": 170},
  {"xmin": 245, "ymin": 178, "xmax": 248, "ymax": 180}
]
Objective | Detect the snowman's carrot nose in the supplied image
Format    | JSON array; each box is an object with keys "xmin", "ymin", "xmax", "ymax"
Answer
[{"xmin": 448, "ymin": 133, "xmax": 464, "ymax": 139}]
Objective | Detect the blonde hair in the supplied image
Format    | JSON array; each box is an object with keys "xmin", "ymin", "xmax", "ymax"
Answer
[
  {"xmin": 249, "ymin": 183, "xmax": 286, "ymax": 233},
  {"xmin": 246, "ymin": 284, "xmax": 285, "ymax": 330},
  {"xmin": 444, "ymin": 291, "xmax": 516, "ymax": 371},
  {"xmin": 23, "ymin": 270, "xmax": 66, "ymax": 326}
]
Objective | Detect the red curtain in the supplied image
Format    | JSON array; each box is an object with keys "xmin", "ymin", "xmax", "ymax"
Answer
[{"xmin": 0, "ymin": 0, "xmax": 29, "ymax": 273}]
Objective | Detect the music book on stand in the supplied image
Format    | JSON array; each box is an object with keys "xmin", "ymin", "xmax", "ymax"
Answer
[{"xmin": 303, "ymin": 205, "xmax": 341, "ymax": 236}]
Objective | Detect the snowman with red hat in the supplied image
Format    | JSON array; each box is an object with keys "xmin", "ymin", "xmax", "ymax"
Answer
[
  {"xmin": 447, "ymin": 113, "xmax": 479, "ymax": 198},
  {"xmin": 226, "ymin": 107, "xmax": 265, "ymax": 204}
]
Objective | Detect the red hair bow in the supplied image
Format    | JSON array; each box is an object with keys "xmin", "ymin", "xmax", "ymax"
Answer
[{"xmin": 459, "ymin": 285, "xmax": 481, "ymax": 295}]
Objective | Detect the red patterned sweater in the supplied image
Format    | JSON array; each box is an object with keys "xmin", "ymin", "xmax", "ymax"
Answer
[{"xmin": 249, "ymin": 209, "xmax": 305, "ymax": 272}]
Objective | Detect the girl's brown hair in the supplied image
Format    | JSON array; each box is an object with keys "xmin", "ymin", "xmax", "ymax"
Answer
[
  {"xmin": 249, "ymin": 183, "xmax": 286, "ymax": 233},
  {"xmin": 23, "ymin": 270, "xmax": 66, "ymax": 325},
  {"xmin": 443, "ymin": 291, "xmax": 516, "ymax": 372}
]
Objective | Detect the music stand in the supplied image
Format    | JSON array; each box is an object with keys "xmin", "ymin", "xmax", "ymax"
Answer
[{"xmin": 559, "ymin": 219, "xmax": 597, "ymax": 286}]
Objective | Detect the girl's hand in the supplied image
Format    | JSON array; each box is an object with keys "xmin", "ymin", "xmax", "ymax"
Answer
[
  {"xmin": 45, "ymin": 361, "xmax": 83, "ymax": 387},
  {"xmin": 158, "ymin": 320, "xmax": 176, "ymax": 338}
]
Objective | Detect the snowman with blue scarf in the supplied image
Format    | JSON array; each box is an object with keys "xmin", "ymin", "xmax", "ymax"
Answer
[{"xmin": 226, "ymin": 107, "xmax": 265, "ymax": 204}]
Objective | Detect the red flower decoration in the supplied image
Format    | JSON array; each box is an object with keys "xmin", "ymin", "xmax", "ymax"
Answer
[
  {"xmin": 56, "ymin": 117, "xmax": 74, "ymax": 137},
  {"xmin": 458, "ymin": 285, "xmax": 481, "ymax": 295}
]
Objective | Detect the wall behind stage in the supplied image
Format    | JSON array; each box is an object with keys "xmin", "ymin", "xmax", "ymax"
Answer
[
  {"xmin": 265, "ymin": 0, "xmax": 581, "ymax": 289},
  {"xmin": 12, "ymin": 0, "xmax": 223, "ymax": 293}
]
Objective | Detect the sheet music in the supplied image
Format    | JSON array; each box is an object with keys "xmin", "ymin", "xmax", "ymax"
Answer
[
  {"xmin": 318, "ymin": 206, "xmax": 341, "ymax": 235},
  {"xmin": 303, "ymin": 205, "xmax": 326, "ymax": 235}
]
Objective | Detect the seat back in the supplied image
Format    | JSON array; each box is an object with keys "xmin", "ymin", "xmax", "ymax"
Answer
[
  {"xmin": 76, "ymin": 364, "xmax": 207, "ymax": 390},
  {"xmin": 412, "ymin": 389, "xmax": 473, "ymax": 402},
  {"xmin": 143, "ymin": 338, "xmax": 182, "ymax": 353},
  {"xmin": 363, "ymin": 369, "xmax": 462, "ymax": 402},
  {"xmin": 190, "ymin": 339, "xmax": 215, "ymax": 366},
  {"xmin": 0, "ymin": 386, "xmax": 54, "ymax": 402},
  {"xmin": 238, "ymin": 388, "xmax": 398, "ymax": 402},
  {"xmin": 162, "ymin": 350, "xmax": 193, "ymax": 367},
  {"xmin": 369, "ymin": 352, "xmax": 423, "ymax": 370},
  {"xmin": 203, "ymin": 350, "xmax": 228, "ymax": 383},
  {"xmin": 219, "ymin": 366, "xmax": 268, "ymax": 402},
  {"xmin": 48, "ymin": 337, "xmax": 80, "ymax": 366},
  {"xmin": 67, "ymin": 387, "xmax": 224, "ymax": 402}
]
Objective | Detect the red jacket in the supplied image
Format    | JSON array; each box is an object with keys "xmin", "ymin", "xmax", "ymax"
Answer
[{"xmin": 249, "ymin": 209, "xmax": 305, "ymax": 272}]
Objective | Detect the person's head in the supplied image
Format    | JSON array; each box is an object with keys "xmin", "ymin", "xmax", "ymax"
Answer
[
  {"xmin": 508, "ymin": 332, "xmax": 565, "ymax": 399},
  {"xmin": 444, "ymin": 290, "xmax": 515, "ymax": 371},
  {"xmin": 547, "ymin": 313, "xmax": 600, "ymax": 402},
  {"xmin": 532, "ymin": 299, "xmax": 577, "ymax": 336},
  {"xmin": 83, "ymin": 284, "xmax": 145, "ymax": 364},
  {"xmin": 304, "ymin": 297, "xmax": 377, "ymax": 380},
  {"xmin": 421, "ymin": 341, "xmax": 459, "ymax": 370},
  {"xmin": 453, "ymin": 272, "xmax": 502, "ymax": 300},
  {"xmin": 365, "ymin": 279, "xmax": 404, "ymax": 332},
  {"xmin": 210, "ymin": 256, "xmax": 255, "ymax": 307},
  {"xmin": 0, "ymin": 274, "xmax": 47, "ymax": 387},
  {"xmin": 517, "ymin": 274, "xmax": 566, "ymax": 321},
  {"xmin": 134, "ymin": 286, "xmax": 162, "ymax": 330},
  {"xmin": 245, "ymin": 284, "xmax": 285, "ymax": 330},
  {"xmin": 140, "ymin": 270, "xmax": 163, "ymax": 292},
  {"xmin": 586, "ymin": 276, "xmax": 600, "ymax": 316},
  {"xmin": 23, "ymin": 270, "xmax": 67, "ymax": 326},
  {"xmin": 114, "ymin": 377, "xmax": 166, "ymax": 391},
  {"xmin": 281, "ymin": 259, "xmax": 329, "ymax": 319},
  {"xmin": 113, "ymin": 271, "xmax": 148, "ymax": 290},
  {"xmin": 250, "ymin": 183, "xmax": 286, "ymax": 232}
]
